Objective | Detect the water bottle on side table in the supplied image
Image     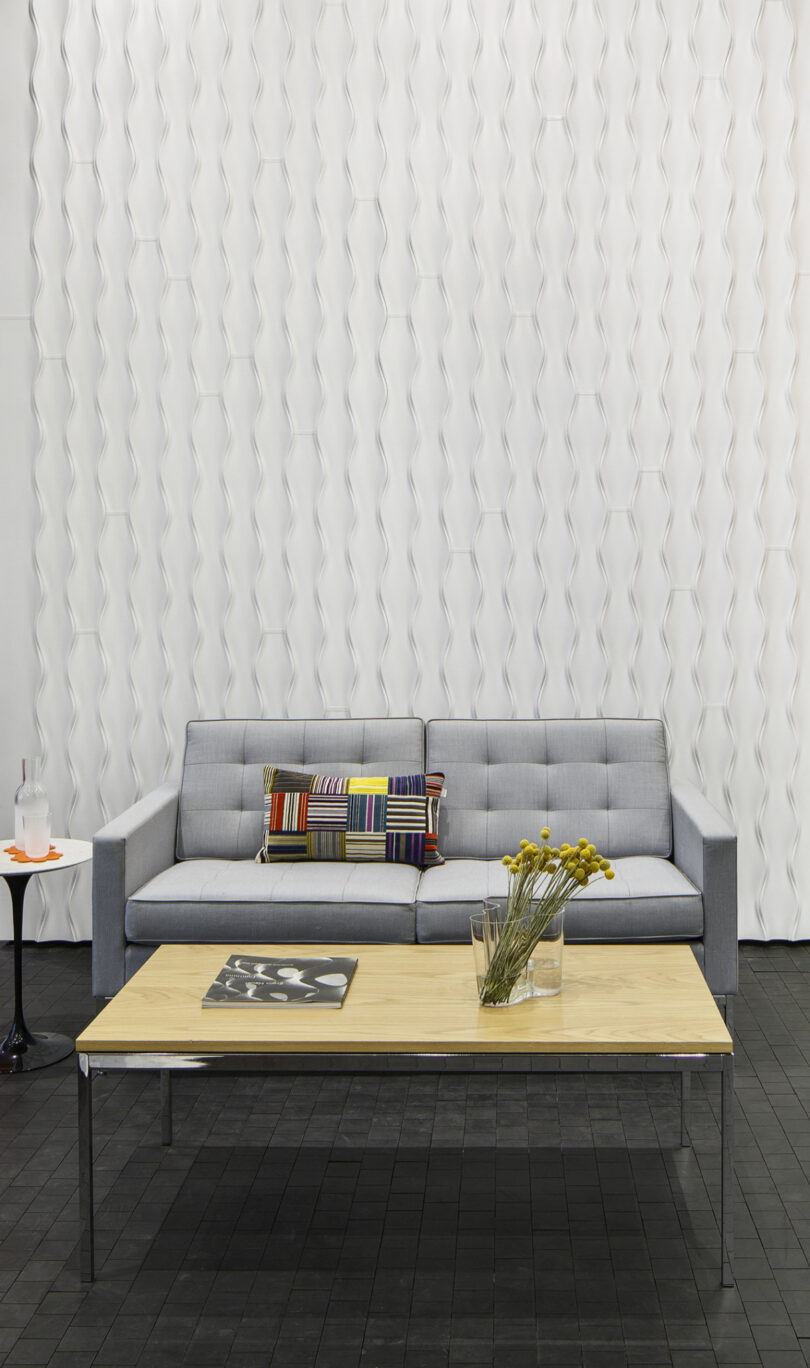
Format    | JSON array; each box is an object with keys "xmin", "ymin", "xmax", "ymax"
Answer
[{"xmin": 13, "ymin": 758, "xmax": 49, "ymax": 856}]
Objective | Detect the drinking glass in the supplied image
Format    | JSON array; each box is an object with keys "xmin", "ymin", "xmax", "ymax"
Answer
[{"xmin": 23, "ymin": 808, "xmax": 51, "ymax": 859}]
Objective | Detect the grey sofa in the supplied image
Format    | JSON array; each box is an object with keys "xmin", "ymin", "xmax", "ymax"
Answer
[{"xmin": 92, "ymin": 717, "xmax": 738, "ymax": 1018}]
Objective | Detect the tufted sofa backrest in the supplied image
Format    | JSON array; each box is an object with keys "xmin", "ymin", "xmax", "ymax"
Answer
[
  {"xmin": 178, "ymin": 718, "xmax": 426, "ymax": 860},
  {"xmin": 426, "ymin": 718, "xmax": 671, "ymax": 860}
]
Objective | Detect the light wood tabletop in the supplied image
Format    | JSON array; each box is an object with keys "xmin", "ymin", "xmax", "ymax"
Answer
[{"xmin": 77, "ymin": 942, "xmax": 733, "ymax": 1057}]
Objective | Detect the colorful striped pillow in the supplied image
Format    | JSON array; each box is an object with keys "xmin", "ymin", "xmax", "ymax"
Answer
[{"xmin": 256, "ymin": 768, "xmax": 445, "ymax": 869}]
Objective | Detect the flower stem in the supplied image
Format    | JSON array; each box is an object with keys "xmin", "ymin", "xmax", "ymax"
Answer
[{"xmin": 479, "ymin": 862, "xmax": 606, "ymax": 1006}]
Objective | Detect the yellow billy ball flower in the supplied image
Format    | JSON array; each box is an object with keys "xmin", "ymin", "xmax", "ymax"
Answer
[
  {"xmin": 566, "ymin": 860, "xmax": 577, "ymax": 872},
  {"xmin": 546, "ymin": 862, "xmax": 557, "ymax": 874},
  {"xmin": 529, "ymin": 843, "xmax": 539, "ymax": 856},
  {"xmin": 510, "ymin": 862, "xmax": 520, "ymax": 875},
  {"xmin": 605, "ymin": 868, "xmax": 615, "ymax": 880},
  {"xmin": 520, "ymin": 839, "xmax": 529, "ymax": 850},
  {"xmin": 599, "ymin": 858, "xmax": 609, "ymax": 870},
  {"xmin": 502, "ymin": 855, "xmax": 512, "ymax": 866},
  {"xmin": 541, "ymin": 827, "xmax": 551, "ymax": 840},
  {"xmin": 560, "ymin": 843, "xmax": 570, "ymax": 854},
  {"xmin": 578, "ymin": 837, "xmax": 588, "ymax": 849}
]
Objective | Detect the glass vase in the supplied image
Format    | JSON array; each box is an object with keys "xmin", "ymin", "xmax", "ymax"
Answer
[
  {"xmin": 529, "ymin": 909, "xmax": 564, "ymax": 997},
  {"xmin": 471, "ymin": 900, "xmax": 535, "ymax": 1007},
  {"xmin": 471, "ymin": 900, "xmax": 565, "ymax": 1006},
  {"xmin": 14, "ymin": 758, "xmax": 49, "ymax": 853}
]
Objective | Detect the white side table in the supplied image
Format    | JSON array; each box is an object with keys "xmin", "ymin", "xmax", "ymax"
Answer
[{"xmin": 0, "ymin": 838, "xmax": 92, "ymax": 1073}]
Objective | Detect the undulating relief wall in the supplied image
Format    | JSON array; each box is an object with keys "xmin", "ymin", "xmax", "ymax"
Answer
[{"xmin": 3, "ymin": 0, "xmax": 809, "ymax": 940}]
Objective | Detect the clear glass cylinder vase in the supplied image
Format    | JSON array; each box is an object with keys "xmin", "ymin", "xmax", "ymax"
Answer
[{"xmin": 14, "ymin": 758, "xmax": 48, "ymax": 852}]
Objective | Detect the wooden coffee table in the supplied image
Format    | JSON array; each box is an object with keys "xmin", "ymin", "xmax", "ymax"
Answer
[{"xmin": 76, "ymin": 942, "xmax": 734, "ymax": 1283}]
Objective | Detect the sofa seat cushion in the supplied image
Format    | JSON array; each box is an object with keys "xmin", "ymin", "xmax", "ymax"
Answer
[
  {"xmin": 126, "ymin": 859, "xmax": 419, "ymax": 943},
  {"xmin": 415, "ymin": 856, "xmax": 703, "ymax": 944}
]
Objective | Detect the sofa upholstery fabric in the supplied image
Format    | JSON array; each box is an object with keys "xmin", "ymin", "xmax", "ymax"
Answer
[
  {"xmin": 93, "ymin": 783, "xmax": 180, "ymax": 999},
  {"xmin": 427, "ymin": 718, "xmax": 672, "ymax": 861},
  {"xmin": 178, "ymin": 718, "xmax": 426, "ymax": 861},
  {"xmin": 126, "ymin": 858, "xmax": 419, "ymax": 944},
  {"xmin": 415, "ymin": 855, "xmax": 702, "ymax": 944},
  {"xmin": 672, "ymin": 780, "xmax": 738, "ymax": 996}
]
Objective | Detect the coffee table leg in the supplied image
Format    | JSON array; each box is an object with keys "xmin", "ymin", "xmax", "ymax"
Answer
[
  {"xmin": 161, "ymin": 1070, "xmax": 172, "ymax": 1146},
  {"xmin": 721, "ymin": 1053, "xmax": 734, "ymax": 1287},
  {"xmin": 78, "ymin": 1053, "xmax": 95, "ymax": 1281},
  {"xmin": 680, "ymin": 1070, "xmax": 691, "ymax": 1147}
]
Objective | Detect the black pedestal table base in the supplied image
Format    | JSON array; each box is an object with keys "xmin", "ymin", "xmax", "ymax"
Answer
[
  {"xmin": 0, "ymin": 870, "xmax": 75, "ymax": 1074},
  {"xmin": 0, "ymin": 1030, "xmax": 76, "ymax": 1074}
]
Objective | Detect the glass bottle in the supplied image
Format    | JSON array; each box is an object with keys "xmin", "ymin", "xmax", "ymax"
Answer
[{"xmin": 14, "ymin": 758, "xmax": 49, "ymax": 852}]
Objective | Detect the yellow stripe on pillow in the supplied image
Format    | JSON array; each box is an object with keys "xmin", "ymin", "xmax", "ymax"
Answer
[{"xmin": 346, "ymin": 776, "xmax": 389, "ymax": 794}]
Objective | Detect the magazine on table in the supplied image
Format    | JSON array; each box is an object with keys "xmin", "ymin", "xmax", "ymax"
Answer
[{"xmin": 202, "ymin": 954, "xmax": 358, "ymax": 1009}]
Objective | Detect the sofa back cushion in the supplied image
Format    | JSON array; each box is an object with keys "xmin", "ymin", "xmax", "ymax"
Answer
[
  {"xmin": 426, "ymin": 719, "xmax": 671, "ymax": 860},
  {"xmin": 178, "ymin": 719, "xmax": 426, "ymax": 860}
]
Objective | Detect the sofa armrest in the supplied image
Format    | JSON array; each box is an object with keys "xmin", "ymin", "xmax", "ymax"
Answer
[
  {"xmin": 671, "ymin": 780, "xmax": 737, "ymax": 998},
  {"xmin": 92, "ymin": 784, "xmax": 179, "ymax": 997}
]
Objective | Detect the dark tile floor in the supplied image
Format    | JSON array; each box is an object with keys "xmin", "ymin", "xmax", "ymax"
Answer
[{"xmin": 0, "ymin": 943, "xmax": 808, "ymax": 1368}]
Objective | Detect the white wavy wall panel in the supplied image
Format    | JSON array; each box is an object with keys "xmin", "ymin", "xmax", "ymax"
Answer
[
  {"xmin": 0, "ymin": 3, "xmax": 38, "ymax": 931},
  {"xmin": 15, "ymin": 0, "xmax": 808, "ymax": 940}
]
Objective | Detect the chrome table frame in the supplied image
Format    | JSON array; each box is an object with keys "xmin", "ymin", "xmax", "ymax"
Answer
[{"xmin": 77, "ymin": 1047, "xmax": 734, "ymax": 1286}]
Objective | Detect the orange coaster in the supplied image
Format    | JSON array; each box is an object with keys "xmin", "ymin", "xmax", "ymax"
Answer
[{"xmin": 3, "ymin": 844, "xmax": 63, "ymax": 864}]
